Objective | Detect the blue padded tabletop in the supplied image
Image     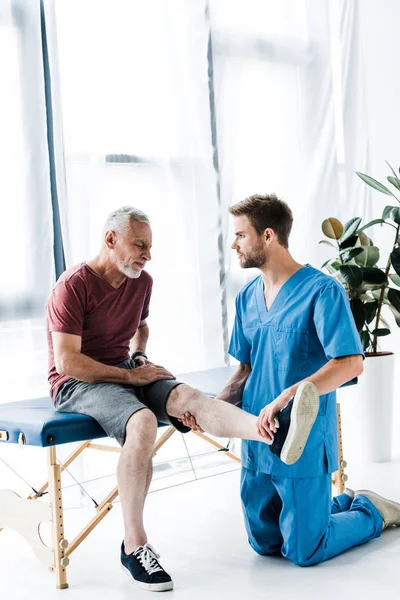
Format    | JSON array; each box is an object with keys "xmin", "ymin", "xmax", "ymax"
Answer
[
  {"xmin": 0, "ymin": 367, "xmax": 235, "ymax": 448},
  {"xmin": 0, "ymin": 397, "xmax": 107, "ymax": 447}
]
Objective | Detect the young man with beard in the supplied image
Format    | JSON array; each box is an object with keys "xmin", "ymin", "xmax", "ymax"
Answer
[{"xmin": 183, "ymin": 193, "xmax": 400, "ymax": 566}]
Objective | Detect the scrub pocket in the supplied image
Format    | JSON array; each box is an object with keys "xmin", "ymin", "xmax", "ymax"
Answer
[{"xmin": 272, "ymin": 327, "xmax": 309, "ymax": 371}]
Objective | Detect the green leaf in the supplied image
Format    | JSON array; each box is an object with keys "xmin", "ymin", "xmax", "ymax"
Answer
[
  {"xmin": 356, "ymin": 172, "xmax": 394, "ymax": 196},
  {"xmin": 339, "ymin": 235, "xmax": 359, "ymax": 250},
  {"xmin": 382, "ymin": 205, "xmax": 400, "ymax": 224},
  {"xmin": 326, "ymin": 265, "xmax": 342, "ymax": 279},
  {"xmin": 342, "ymin": 248, "xmax": 365, "ymax": 263},
  {"xmin": 390, "ymin": 208, "xmax": 400, "ymax": 224},
  {"xmin": 364, "ymin": 300, "xmax": 378, "ymax": 324},
  {"xmin": 319, "ymin": 240, "xmax": 337, "ymax": 250},
  {"xmin": 360, "ymin": 330, "xmax": 370, "ymax": 351},
  {"xmin": 339, "ymin": 264, "xmax": 363, "ymax": 287},
  {"xmin": 321, "ymin": 218, "xmax": 344, "ymax": 240},
  {"xmin": 382, "ymin": 205, "xmax": 393, "ymax": 220},
  {"xmin": 354, "ymin": 246, "xmax": 380, "ymax": 267},
  {"xmin": 389, "ymin": 273, "xmax": 400, "ymax": 287},
  {"xmin": 358, "ymin": 231, "xmax": 370, "ymax": 246},
  {"xmin": 388, "ymin": 288, "xmax": 400, "ymax": 312},
  {"xmin": 340, "ymin": 218, "xmax": 362, "ymax": 244},
  {"xmin": 321, "ymin": 258, "xmax": 335, "ymax": 269},
  {"xmin": 357, "ymin": 219, "xmax": 386, "ymax": 232},
  {"xmin": 330, "ymin": 261, "xmax": 342, "ymax": 270},
  {"xmin": 390, "ymin": 247, "xmax": 400, "ymax": 276},
  {"xmin": 361, "ymin": 267, "xmax": 387, "ymax": 285},
  {"xmin": 388, "ymin": 176, "xmax": 400, "ymax": 191},
  {"xmin": 338, "ymin": 246, "xmax": 356, "ymax": 255},
  {"xmin": 371, "ymin": 328, "xmax": 391, "ymax": 336},
  {"xmin": 371, "ymin": 287, "xmax": 400, "ymax": 327},
  {"xmin": 350, "ymin": 299, "xmax": 366, "ymax": 331},
  {"xmin": 385, "ymin": 161, "xmax": 398, "ymax": 179}
]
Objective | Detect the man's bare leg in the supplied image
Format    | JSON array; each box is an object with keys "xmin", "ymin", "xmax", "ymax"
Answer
[
  {"xmin": 166, "ymin": 385, "xmax": 271, "ymax": 444},
  {"xmin": 117, "ymin": 408, "xmax": 158, "ymax": 554}
]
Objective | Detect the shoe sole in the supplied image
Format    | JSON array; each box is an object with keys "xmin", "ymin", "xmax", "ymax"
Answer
[
  {"xmin": 355, "ymin": 490, "xmax": 400, "ymax": 527},
  {"xmin": 121, "ymin": 565, "xmax": 174, "ymax": 592},
  {"xmin": 280, "ymin": 381, "xmax": 319, "ymax": 465}
]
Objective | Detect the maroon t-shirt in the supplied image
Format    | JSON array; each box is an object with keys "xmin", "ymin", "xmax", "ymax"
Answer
[{"xmin": 46, "ymin": 263, "xmax": 153, "ymax": 402}]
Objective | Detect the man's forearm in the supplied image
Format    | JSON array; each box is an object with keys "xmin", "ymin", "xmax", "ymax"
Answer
[
  {"xmin": 130, "ymin": 323, "xmax": 149, "ymax": 354},
  {"xmin": 217, "ymin": 363, "xmax": 251, "ymax": 405},
  {"xmin": 286, "ymin": 355, "xmax": 363, "ymax": 398},
  {"xmin": 58, "ymin": 352, "xmax": 131, "ymax": 385}
]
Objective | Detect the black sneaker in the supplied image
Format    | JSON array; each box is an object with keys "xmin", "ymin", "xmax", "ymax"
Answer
[
  {"xmin": 270, "ymin": 381, "xmax": 319, "ymax": 465},
  {"xmin": 121, "ymin": 542, "xmax": 173, "ymax": 592}
]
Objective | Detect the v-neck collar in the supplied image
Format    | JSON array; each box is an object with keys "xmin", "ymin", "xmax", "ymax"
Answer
[
  {"xmin": 84, "ymin": 263, "xmax": 128, "ymax": 292},
  {"xmin": 256, "ymin": 264, "xmax": 310, "ymax": 321}
]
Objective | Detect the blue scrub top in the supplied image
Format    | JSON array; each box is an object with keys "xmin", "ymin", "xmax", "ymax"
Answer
[{"xmin": 228, "ymin": 264, "xmax": 363, "ymax": 478}]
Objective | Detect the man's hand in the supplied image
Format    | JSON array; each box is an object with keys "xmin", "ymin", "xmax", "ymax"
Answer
[
  {"xmin": 178, "ymin": 412, "xmax": 204, "ymax": 432},
  {"xmin": 126, "ymin": 364, "xmax": 176, "ymax": 386},
  {"xmin": 257, "ymin": 388, "xmax": 293, "ymax": 441}
]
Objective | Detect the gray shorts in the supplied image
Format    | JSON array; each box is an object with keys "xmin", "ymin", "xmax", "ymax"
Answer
[{"xmin": 55, "ymin": 358, "xmax": 190, "ymax": 446}]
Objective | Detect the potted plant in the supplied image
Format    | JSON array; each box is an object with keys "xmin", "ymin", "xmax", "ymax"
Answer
[{"xmin": 319, "ymin": 162, "xmax": 400, "ymax": 462}]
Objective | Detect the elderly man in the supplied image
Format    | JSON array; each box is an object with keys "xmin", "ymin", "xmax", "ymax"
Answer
[{"xmin": 47, "ymin": 206, "xmax": 318, "ymax": 591}]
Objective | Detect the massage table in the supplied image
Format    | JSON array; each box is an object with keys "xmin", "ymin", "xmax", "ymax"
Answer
[{"xmin": 0, "ymin": 366, "xmax": 347, "ymax": 589}]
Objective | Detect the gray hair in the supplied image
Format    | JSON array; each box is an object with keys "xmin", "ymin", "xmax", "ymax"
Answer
[{"xmin": 103, "ymin": 206, "xmax": 151, "ymax": 235}]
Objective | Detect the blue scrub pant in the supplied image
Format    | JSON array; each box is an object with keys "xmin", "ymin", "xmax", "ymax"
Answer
[{"xmin": 240, "ymin": 468, "xmax": 383, "ymax": 566}]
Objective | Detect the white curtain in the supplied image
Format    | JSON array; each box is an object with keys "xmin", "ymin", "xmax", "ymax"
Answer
[
  {"xmin": 356, "ymin": 0, "xmax": 400, "ymax": 450},
  {"xmin": 211, "ymin": 0, "xmax": 340, "ymax": 333},
  {"xmin": 0, "ymin": 0, "xmax": 54, "ymax": 402},
  {"xmin": 0, "ymin": 0, "xmax": 56, "ymax": 495},
  {"xmin": 53, "ymin": 0, "xmax": 226, "ymax": 373}
]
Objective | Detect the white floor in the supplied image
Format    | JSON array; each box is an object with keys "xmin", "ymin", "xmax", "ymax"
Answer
[{"xmin": 1, "ymin": 454, "xmax": 400, "ymax": 600}]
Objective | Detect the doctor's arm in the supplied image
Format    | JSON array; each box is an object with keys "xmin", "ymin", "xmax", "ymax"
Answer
[
  {"xmin": 257, "ymin": 354, "xmax": 363, "ymax": 439},
  {"xmin": 216, "ymin": 362, "xmax": 252, "ymax": 404}
]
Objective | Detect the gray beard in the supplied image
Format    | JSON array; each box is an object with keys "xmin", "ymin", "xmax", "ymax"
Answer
[{"xmin": 119, "ymin": 264, "xmax": 142, "ymax": 279}]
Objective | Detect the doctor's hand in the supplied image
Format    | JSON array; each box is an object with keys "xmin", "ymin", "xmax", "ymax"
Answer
[
  {"xmin": 178, "ymin": 412, "xmax": 204, "ymax": 432},
  {"xmin": 257, "ymin": 389, "xmax": 293, "ymax": 441}
]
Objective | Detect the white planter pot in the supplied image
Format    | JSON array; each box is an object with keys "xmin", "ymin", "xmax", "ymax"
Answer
[{"xmin": 338, "ymin": 353, "xmax": 395, "ymax": 463}]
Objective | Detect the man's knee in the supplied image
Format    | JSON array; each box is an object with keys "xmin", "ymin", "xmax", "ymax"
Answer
[
  {"xmin": 283, "ymin": 543, "xmax": 320, "ymax": 567},
  {"xmin": 166, "ymin": 384, "xmax": 202, "ymax": 416},
  {"xmin": 125, "ymin": 408, "xmax": 158, "ymax": 445},
  {"xmin": 290, "ymin": 555, "xmax": 318, "ymax": 567}
]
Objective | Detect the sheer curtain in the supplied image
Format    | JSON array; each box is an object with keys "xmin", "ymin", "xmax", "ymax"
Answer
[
  {"xmin": 0, "ymin": 0, "xmax": 56, "ymax": 494},
  {"xmin": 211, "ymin": 0, "xmax": 341, "ymax": 332},
  {"xmin": 0, "ymin": 0, "xmax": 54, "ymax": 402},
  {"xmin": 53, "ymin": 0, "xmax": 226, "ymax": 373},
  {"xmin": 356, "ymin": 0, "xmax": 400, "ymax": 449}
]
